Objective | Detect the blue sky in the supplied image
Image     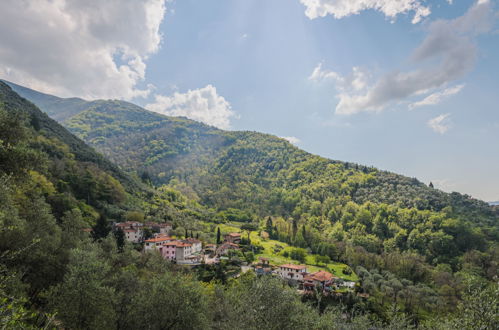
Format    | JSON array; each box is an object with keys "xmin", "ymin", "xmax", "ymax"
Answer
[{"xmin": 0, "ymin": 0, "xmax": 498, "ymax": 201}]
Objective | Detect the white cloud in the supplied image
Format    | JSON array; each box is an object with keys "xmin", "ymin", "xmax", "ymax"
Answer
[
  {"xmin": 331, "ymin": 0, "xmax": 494, "ymax": 115},
  {"xmin": 309, "ymin": 63, "xmax": 368, "ymax": 91},
  {"xmin": 409, "ymin": 84, "xmax": 465, "ymax": 109},
  {"xmin": 428, "ymin": 113, "xmax": 452, "ymax": 134},
  {"xmin": 145, "ymin": 85, "xmax": 237, "ymax": 130},
  {"xmin": 0, "ymin": 0, "xmax": 166, "ymax": 100},
  {"xmin": 281, "ymin": 136, "xmax": 301, "ymax": 144},
  {"xmin": 300, "ymin": 0, "xmax": 431, "ymax": 24}
]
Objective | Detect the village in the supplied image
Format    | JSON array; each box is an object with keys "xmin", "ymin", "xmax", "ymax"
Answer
[{"xmin": 113, "ymin": 220, "xmax": 358, "ymax": 295}]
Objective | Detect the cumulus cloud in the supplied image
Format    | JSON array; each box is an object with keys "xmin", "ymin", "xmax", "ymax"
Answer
[
  {"xmin": 145, "ymin": 85, "xmax": 237, "ymax": 130},
  {"xmin": 300, "ymin": 0, "xmax": 431, "ymax": 24},
  {"xmin": 428, "ymin": 113, "xmax": 451, "ymax": 134},
  {"xmin": 281, "ymin": 136, "xmax": 301, "ymax": 144},
  {"xmin": 325, "ymin": 0, "xmax": 494, "ymax": 115},
  {"xmin": 409, "ymin": 84, "xmax": 465, "ymax": 109},
  {"xmin": 0, "ymin": 0, "xmax": 166, "ymax": 100}
]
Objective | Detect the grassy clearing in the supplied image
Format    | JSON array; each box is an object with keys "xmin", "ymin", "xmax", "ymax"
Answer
[{"xmin": 212, "ymin": 222, "xmax": 357, "ymax": 282}]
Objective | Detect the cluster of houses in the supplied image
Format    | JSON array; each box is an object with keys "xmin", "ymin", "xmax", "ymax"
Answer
[
  {"xmin": 114, "ymin": 221, "xmax": 172, "ymax": 243},
  {"xmin": 112, "ymin": 221, "xmax": 244, "ymax": 265},
  {"xmin": 112, "ymin": 222, "xmax": 356, "ymax": 293},
  {"xmin": 254, "ymin": 257, "xmax": 356, "ymax": 294},
  {"xmin": 144, "ymin": 234, "xmax": 203, "ymax": 264}
]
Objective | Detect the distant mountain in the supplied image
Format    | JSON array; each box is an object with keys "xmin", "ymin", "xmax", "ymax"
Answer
[
  {"xmin": 2, "ymin": 80, "xmax": 91, "ymax": 122},
  {"xmin": 489, "ymin": 201, "xmax": 499, "ymax": 206}
]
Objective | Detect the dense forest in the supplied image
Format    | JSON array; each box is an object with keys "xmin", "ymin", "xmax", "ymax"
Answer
[{"xmin": 1, "ymin": 81, "xmax": 497, "ymax": 328}]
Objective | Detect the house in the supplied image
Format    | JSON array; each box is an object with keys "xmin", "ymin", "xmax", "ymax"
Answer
[
  {"xmin": 145, "ymin": 222, "xmax": 173, "ymax": 235},
  {"xmin": 160, "ymin": 241, "xmax": 182, "ymax": 260},
  {"xmin": 158, "ymin": 240, "xmax": 202, "ymax": 264},
  {"xmin": 277, "ymin": 264, "xmax": 308, "ymax": 281},
  {"xmin": 114, "ymin": 221, "xmax": 144, "ymax": 242},
  {"xmin": 224, "ymin": 233, "xmax": 241, "ymax": 244},
  {"xmin": 204, "ymin": 244, "xmax": 217, "ymax": 253},
  {"xmin": 303, "ymin": 271, "xmax": 336, "ymax": 292},
  {"xmin": 255, "ymin": 257, "xmax": 272, "ymax": 275},
  {"xmin": 216, "ymin": 242, "xmax": 240, "ymax": 256},
  {"xmin": 185, "ymin": 238, "xmax": 202, "ymax": 253},
  {"xmin": 115, "ymin": 221, "xmax": 144, "ymax": 230},
  {"xmin": 123, "ymin": 229, "xmax": 142, "ymax": 243},
  {"xmin": 175, "ymin": 242, "xmax": 193, "ymax": 262},
  {"xmin": 144, "ymin": 236, "xmax": 174, "ymax": 251}
]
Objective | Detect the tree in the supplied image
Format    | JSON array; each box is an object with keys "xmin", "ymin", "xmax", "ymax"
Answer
[
  {"xmin": 429, "ymin": 182, "xmax": 434, "ymax": 188},
  {"xmin": 48, "ymin": 247, "xmax": 116, "ymax": 329},
  {"xmin": 289, "ymin": 248, "xmax": 307, "ymax": 263},
  {"xmin": 129, "ymin": 273, "xmax": 210, "ymax": 329},
  {"xmin": 314, "ymin": 255, "xmax": 331, "ymax": 266},
  {"xmin": 114, "ymin": 228, "xmax": 125, "ymax": 252},
  {"xmin": 216, "ymin": 227, "xmax": 221, "ymax": 244},
  {"xmin": 265, "ymin": 217, "xmax": 273, "ymax": 238},
  {"xmin": 240, "ymin": 223, "xmax": 257, "ymax": 244},
  {"xmin": 92, "ymin": 214, "xmax": 110, "ymax": 240}
]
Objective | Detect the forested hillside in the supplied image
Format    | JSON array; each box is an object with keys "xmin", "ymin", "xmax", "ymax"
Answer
[{"xmin": 2, "ymin": 81, "xmax": 498, "ymax": 328}]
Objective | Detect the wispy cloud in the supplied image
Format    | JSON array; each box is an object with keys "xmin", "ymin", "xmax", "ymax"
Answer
[
  {"xmin": 409, "ymin": 84, "xmax": 465, "ymax": 110},
  {"xmin": 300, "ymin": 0, "xmax": 431, "ymax": 24},
  {"xmin": 427, "ymin": 113, "xmax": 452, "ymax": 134},
  {"xmin": 145, "ymin": 85, "xmax": 237, "ymax": 130},
  {"xmin": 313, "ymin": 0, "xmax": 495, "ymax": 115}
]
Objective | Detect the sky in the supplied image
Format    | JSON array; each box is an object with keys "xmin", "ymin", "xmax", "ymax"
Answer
[{"xmin": 0, "ymin": 0, "xmax": 498, "ymax": 201}]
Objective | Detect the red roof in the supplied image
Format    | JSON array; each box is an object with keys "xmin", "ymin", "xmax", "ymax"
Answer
[
  {"xmin": 304, "ymin": 270, "xmax": 335, "ymax": 282},
  {"xmin": 163, "ymin": 240, "xmax": 192, "ymax": 248},
  {"xmin": 280, "ymin": 264, "xmax": 307, "ymax": 270},
  {"xmin": 226, "ymin": 233, "xmax": 241, "ymax": 237},
  {"xmin": 145, "ymin": 237, "xmax": 172, "ymax": 243},
  {"xmin": 185, "ymin": 238, "xmax": 201, "ymax": 243}
]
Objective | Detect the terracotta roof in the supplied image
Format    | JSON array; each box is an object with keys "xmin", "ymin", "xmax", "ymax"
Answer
[
  {"xmin": 163, "ymin": 240, "xmax": 192, "ymax": 248},
  {"xmin": 124, "ymin": 229, "xmax": 137, "ymax": 233},
  {"xmin": 280, "ymin": 264, "xmax": 307, "ymax": 270},
  {"xmin": 185, "ymin": 238, "xmax": 201, "ymax": 243},
  {"xmin": 304, "ymin": 270, "xmax": 335, "ymax": 282},
  {"xmin": 145, "ymin": 237, "xmax": 172, "ymax": 243},
  {"xmin": 226, "ymin": 233, "xmax": 241, "ymax": 237},
  {"xmin": 259, "ymin": 257, "xmax": 269, "ymax": 261},
  {"xmin": 163, "ymin": 241, "xmax": 181, "ymax": 247}
]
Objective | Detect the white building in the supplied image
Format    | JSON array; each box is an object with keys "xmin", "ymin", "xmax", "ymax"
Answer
[
  {"xmin": 123, "ymin": 229, "xmax": 141, "ymax": 243},
  {"xmin": 277, "ymin": 264, "xmax": 308, "ymax": 281},
  {"xmin": 185, "ymin": 238, "xmax": 202, "ymax": 253},
  {"xmin": 115, "ymin": 221, "xmax": 144, "ymax": 243}
]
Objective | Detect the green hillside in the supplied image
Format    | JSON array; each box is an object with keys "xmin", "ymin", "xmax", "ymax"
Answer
[
  {"xmin": 1, "ymin": 81, "xmax": 498, "ymax": 328},
  {"xmin": 9, "ymin": 82, "xmax": 498, "ymax": 266}
]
